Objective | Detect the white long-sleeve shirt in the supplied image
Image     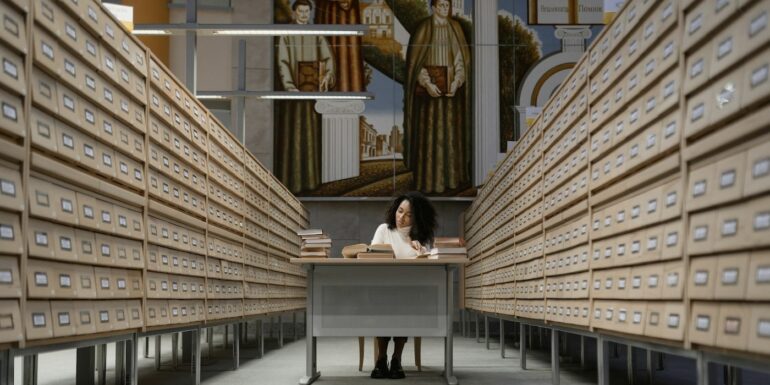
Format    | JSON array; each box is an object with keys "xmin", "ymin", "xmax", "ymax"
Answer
[{"xmin": 371, "ymin": 223, "xmax": 426, "ymax": 259}]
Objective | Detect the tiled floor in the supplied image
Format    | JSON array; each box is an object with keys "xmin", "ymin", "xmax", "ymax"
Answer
[{"xmin": 17, "ymin": 324, "xmax": 770, "ymax": 385}]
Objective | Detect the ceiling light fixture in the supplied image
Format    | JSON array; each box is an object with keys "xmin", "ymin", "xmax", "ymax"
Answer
[
  {"xmin": 195, "ymin": 91, "xmax": 374, "ymax": 100},
  {"xmin": 133, "ymin": 24, "xmax": 367, "ymax": 36}
]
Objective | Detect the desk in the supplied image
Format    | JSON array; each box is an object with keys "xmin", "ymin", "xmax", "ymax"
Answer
[{"xmin": 291, "ymin": 258, "xmax": 468, "ymax": 385}]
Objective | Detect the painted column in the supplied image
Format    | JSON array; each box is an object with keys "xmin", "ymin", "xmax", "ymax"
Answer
[{"xmin": 314, "ymin": 100, "xmax": 365, "ymax": 183}]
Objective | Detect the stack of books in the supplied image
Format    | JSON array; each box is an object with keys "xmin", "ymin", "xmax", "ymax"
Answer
[
  {"xmin": 357, "ymin": 244, "xmax": 395, "ymax": 259},
  {"xmin": 297, "ymin": 229, "xmax": 332, "ymax": 258},
  {"xmin": 429, "ymin": 237, "xmax": 467, "ymax": 260}
]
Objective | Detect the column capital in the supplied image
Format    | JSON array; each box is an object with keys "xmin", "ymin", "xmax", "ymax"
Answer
[{"xmin": 314, "ymin": 100, "xmax": 366, "ymax": 115}]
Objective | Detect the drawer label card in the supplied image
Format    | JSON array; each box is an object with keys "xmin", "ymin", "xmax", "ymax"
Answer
[
  {"xmin": 666, "ymin": 192, "xmax": 677, "ymax": 206},
  {"xmin": 58, "ymin": 313, "xmax": 70, "ymax": 326},
  {"xmin": 722, "ymin": 219, "xmax": 738, "ymax": 236},
  {"xmin": 2, "ymin": 103, "xmax": 17, "ymax": 121},
  {"xmin": 694, "ymin": 226, "xmax": 709, "ymax": 241},
  {"xmin": 694, "ymin": 271, "xmax": 709, "ymax": 285},
  {"xmin": 633, "ymin": 311, "xmax": 642, "ymax": 324},
  {"xmin": 0, "ymin": 269, "xmax": 12, "ymax": 283},
  {"xmin": 751, "ymin": 65, "xmax": 769, "ymax": 87},
  {"xmin": 690, "ymin": 59, "xmax": 704, "ymax": 79},
  {"xmin": 750, "ymin": 11, "xmax": 768, "ymax": 37},
  {"xmin": 61, "ymin": 199, "xmax": 73, "ymax": 213},
  {"xmin": 722, "ymin": 268, "xmax": 739, "ymax": 284},
  {"xmin": 759, "ymin": 320, "xmax": 770, "ymax": 337},
  {"xmin": 648, "ymin": 275, "xmax": 659, "ymax": 288},
  {"xmin": 648, "ymin": 199, "xmax": 658, "ymax": 213},
  {"xmin": 59, "ymin": 237, "xmax": 71, "ymax": 251},
  {"xmin": 666, "ymin": 232, "xmax": 679, "ymax": 246},
  {"xmin": 0, "ymin": 179, "xmax": 15, "ymax": 196},
  {"xmin": 751, "ymin": 158, "xmax": 770, "ymax": 179},
  {"xmin": 693, "ymin": 180, "xmax": 707, "ymax": 197},
  {"xmin": 717, "ymin": 37, "xmax": 733, "ymax": 59},
  {"xmin": 647, "ymin": 236, "xmax": 658, "ymax": 250},
  {"xmin": 724, "ymin": 318, "xmax": 741, "ymax": 334},
  {"xmin": 99, "ymin": 311, "xmax": 109, "ymax": 322},
  {"xmin": 59, "ymin": 274, "xmax": 71, "ymax": 288},
  {"xmin": 667, "ymin": 314, "xmax": 680, "ymax": 328},
  {"xmin": 692, "ymin": 103, "xmax": 705, "ymax": 122},
  {"xmin": 3, "ymin": 59, "xmax": 17, "ymax": 79},
  {"xmin": 754, "ymin": 212, "xmax": 770, "ymax": 230},
  {"xmin": 696, "ymin": 315, "xmax": 710, "ymax": 331},
  {"xmin": 32, "ymin": 313, "xmax": 46, "ymax": 327},
  {"xmin": 100, "ymin": 278, "xmax": 109, "ymax": 289},
  {"xmin": 757, "ymin": 266, "xmax": 770, "ymax": 283},
  {"xmin": 35, "ymin": 272, "xmax": 48, "ymax": 286},
  {"xmin": 667, "ymin": 273, "xmax": 679, "ymax": 287},
  {"xmin": 35, "ymin": 232, "xmax": 48, "ymax": 246}
]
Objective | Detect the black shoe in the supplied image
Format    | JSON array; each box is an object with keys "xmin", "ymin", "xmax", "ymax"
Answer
[
  {"xmin": 389, "ymin": 358, "xmax": 405, "ymax": 379},
  {"xmin": 371, "ymin": 358, "xmax": 390, "ymax": 379}
]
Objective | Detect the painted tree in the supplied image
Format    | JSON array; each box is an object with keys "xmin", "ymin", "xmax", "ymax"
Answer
[{"xmin": 499, "ymin": 13, "xmax": 540, "ymax": 150}]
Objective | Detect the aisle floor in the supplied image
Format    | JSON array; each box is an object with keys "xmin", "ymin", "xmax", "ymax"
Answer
[{"xmin": 27, "ymin": 329, "xmax": 599, "ymax": 385}]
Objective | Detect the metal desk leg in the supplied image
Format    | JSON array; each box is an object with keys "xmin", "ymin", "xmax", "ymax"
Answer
[
  {"xmin": 627, "ymin": 346, "xmax": 634, "ymax": 385},
  {"xmin": 597, "ymin": 336, "xmax": 610, "ymax": 385},
  {"xmin": 657, "ymin": 352, "xmax": 664, "ymax": 371},
  {"xmin": 500, "ymin": 319, "xmax": 505, "ymax": 358},
  {"xmin": 154, "ymin": 336, "xmax": 161, "ymax": 370},
  {"xmin": 580, "ymin": 336, "xmax": 586, "ymax": 369},
  {"xmin": 484, "ymin": 315, "xmax": 490, "ymax": 349},
  {"xmin": 539, "ymin": 327, "xmax": 543, "ymax": 349},
  {"xmin": 299, "ymin": 265, "xmax": 320, "ymax": 385},
  {"xmin": 172, "ymin": 333, "xmax": 179, "ymax": 369},
  {"xmin": 75, "ymin": 347, "xmax": 94, "ymax": 385},
  {"xmin": 97, "ymin": 344, "xmax": 107, "ymax": 385},
  {"xmin": 207, "ymin": 328, "xmax": 214, "ymax": 358},
  {"xmin": 270, "ymin": 318, "xmax": 274, "ymax": 339},
  {"xmin": 194, "ymin": 328, "xmax": 201, "ymax": 385},
  {"xmin": 243, "ymin": 322, "xmax": 248, "ymax": 344},
  {"xmin": 528, "ymin": 325, "xmax": 532, "ymax": 349},
  {"xmin": 646, "ymin": 350, "xmax": 653, "ymax": 385},
  {"xmin": 129, "ymin": 334, "xmax": 138, "ymax": 385},
  {"xmin": 22, "ymin": 355, "xmax": 37, "ymax": 385},
  {"xmin": 115, "ymin": 341, "xmax": 126, "ymax": 385},
  {"xmin": 279, "ymin": 315, "xmax": 284, "ymax": 348},
  {"xmin": 696, "ymin": 351, "xmax": 709, "ymax": 385},
  {"xmin": 233, "ymin": 323, "xmax": 240, "ymax": 370},
  {"xmin": 144, "ymin": 337, "xmax": 150, "ymax": 358},
  {"xmin": 259, "ymin": 320, "xmax": 265, "ymax": 358},
  {"xmin": 293, "ymin": 312, "xmax": 298, "ymax": 341},
  {"xmin": 445, "ymin": 266, "xmax": 458, "ymax": 385},
  {"xmin": 551, "ymin": 330, "xmax": 560, "ymax": 385},
  {"xmin": 475, "ymin": 313, "xmax": 480, "ymax": 342},
  {"xmin": 224, "ymin": 325, "xmax": 229, "ymax": 349},
  {"xmin": 520, "ymin": 323, "xmax": 527, "ymax": 370}
]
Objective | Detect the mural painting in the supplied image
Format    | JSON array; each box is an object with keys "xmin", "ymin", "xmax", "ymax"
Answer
[{"xmin": 274, "ymin": 0, "xmax": 475, "ymax": 197}]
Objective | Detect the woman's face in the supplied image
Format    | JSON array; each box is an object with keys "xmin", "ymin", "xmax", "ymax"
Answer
[{"xmin": 396, "ymin": 200, "xmax": 412, "ymax": 229}]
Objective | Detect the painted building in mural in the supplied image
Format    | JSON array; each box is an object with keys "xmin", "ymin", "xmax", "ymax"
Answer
[{"xmin": 498, "ymin": 0, "xmax": 612, "ymax": 151}]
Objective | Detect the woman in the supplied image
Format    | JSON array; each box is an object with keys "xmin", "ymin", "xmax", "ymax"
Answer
[{"xmin": 370, "ymin": 191, "xmax": 437, "ymax": 379}]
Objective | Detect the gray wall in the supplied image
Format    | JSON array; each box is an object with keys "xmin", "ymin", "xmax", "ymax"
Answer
[{"xmin": 304, "ymin": 200, "xmax": 470, "ymax": 257}]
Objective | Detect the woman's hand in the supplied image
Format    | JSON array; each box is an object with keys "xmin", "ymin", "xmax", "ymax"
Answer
[{"xmin": 410, "ymin": 240, "xmax": 422, "ymax": 251}]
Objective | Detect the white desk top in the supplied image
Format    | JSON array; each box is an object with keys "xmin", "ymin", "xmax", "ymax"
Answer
[{"xmin": 290, "ymin": 257, "xmax": 469, "ymax": 265}]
